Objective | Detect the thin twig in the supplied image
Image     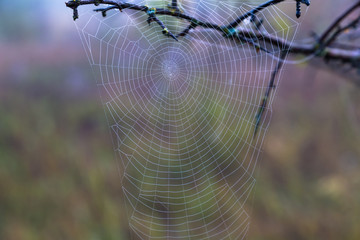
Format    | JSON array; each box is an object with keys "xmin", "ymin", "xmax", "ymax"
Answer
[
  {"xmin": 319, "ymin": 0, "xmax": 360, "ymax": 44},
  {"xmin": 227, "ymin": 0, "xmax": 309, "ymax": 29},
  {"xmin": 65, "ymin": 0, "xmax": 302, "ymax": 50},
  {"xmin": 254, "ymin": 51, "xmax": 287, "ymax": 138},
  {"xmin": 65, "ymin": 0, "xmax": 360, "ymax": 137},
  {"xmin": 324, "ymin": 15, "xmax": 360, "ymax": 48},
  {"xmin": 65, "ymin": 0, "xmax": 360, "ymax": 63}
]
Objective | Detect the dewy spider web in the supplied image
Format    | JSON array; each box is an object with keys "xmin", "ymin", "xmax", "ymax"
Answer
[{"xmin": 74, "ymin": 1, "xmax": 301, "ymax": 239}]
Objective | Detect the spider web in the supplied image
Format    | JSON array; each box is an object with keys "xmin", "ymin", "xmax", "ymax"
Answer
[{"xmin": 74, "ymin": 1, "xmax": 301, "ymax": 239}]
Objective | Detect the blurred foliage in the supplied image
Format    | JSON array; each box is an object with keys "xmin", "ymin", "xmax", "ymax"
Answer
[
  {"xmin": 1, "ymin": 55, "xmax": 359, "ymax": 240},
  {"xmin": 249, "ymin": 64, "xmax": 360, "ymax": 240},
  {"xmin": 0, "ymin": 62, "xmax": 129, "ymax": 239}
]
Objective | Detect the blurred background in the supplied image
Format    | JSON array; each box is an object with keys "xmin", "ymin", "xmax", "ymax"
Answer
[{"xmin": 0, "ymin": 0, "xmax": 359, "ymax": 239}]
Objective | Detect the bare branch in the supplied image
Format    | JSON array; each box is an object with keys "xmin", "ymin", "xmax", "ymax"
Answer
[
  {"xmin": 319, "ymin": 1, "xmax": 360, "ymax": 44},
  {"xmin": 254, "ymin": 51, "xmax": 287, "ymax": 138},
  {"xmin": 324, "ymin": 15, "xmax": 360, "ymax": 48},
  {"xmin": 65, "ymin": 0, "xmax": 360, "ymax": 74},
  {"xmin": 227, "ymin": 0, "xmax": 310, "ymax": 29},
  {"xmin": 65, "ymin": 0, "xmax": 360, "ymax": 137}
]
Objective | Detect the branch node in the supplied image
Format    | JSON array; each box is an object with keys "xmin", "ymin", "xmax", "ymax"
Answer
[
  {"xmin": 162, "ymin": 28, "xmax": 179, "ymax": 41},
  {"xmin": 295, "ymin": 0, "xmax": 310, "ymax": 18},
  {"xmin": 146, "ymin": 6, "xmax": 157, "ymax": 25},
  {"xmin": 94, "ymin": 0, "xmax": 103, "ymax": 7},
  {"xmin": 66, "ymin": 0, "xmax": 80, "ymax": 21},
  {"xmin": 296, "ymin": 1, "xmax": 301, "ymax": 18},
  {"xmin": 221, "ymin": 27, "xmax": 238, "ymax": 38},
  {"xmin": 147, "ymin": 7, "xmax": 157, "ymax": 15}
]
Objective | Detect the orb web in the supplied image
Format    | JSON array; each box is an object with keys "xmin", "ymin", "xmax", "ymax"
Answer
[{"xmin": 74, "ymin": 1, "xmax": 301, "ymax": 239}]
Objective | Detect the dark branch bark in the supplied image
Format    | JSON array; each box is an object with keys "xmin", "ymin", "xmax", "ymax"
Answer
[
  {"xmin": 237, "ymin": 29, "xmax": 360, "ymax": 63},
  {"xmin": 319, "ymin": 1, "xmax": 360, "ymax": 44},
  {"xmin": 254, "ymin": 51, "xmax": 287, "ymax": 138},
  {"xmin": 227, "ymin": 0, "xmax": 310, "ymax": 29},
  {"xmin": 65, "ymin": 0, "xmax": 359, "ymax": 65},
  {"xmin": 65, "ymin": 0, "xmax": 360, "ymax": 136}
]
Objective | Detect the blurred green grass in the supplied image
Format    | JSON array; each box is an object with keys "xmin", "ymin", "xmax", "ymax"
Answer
[
  {"xmin": 1, "ymin": 59, "xmax": 359, "ymax": 240},
  {"xmin": 0, "ymin": 62, "xmax": 129, "ymax": 239},
  {"xmin": 249, "ymin": 64, "xmax": 360, "ymax": 240}
]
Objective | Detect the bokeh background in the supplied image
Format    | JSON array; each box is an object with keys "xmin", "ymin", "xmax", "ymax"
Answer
[{"xmin": 0, "ymin": 0, "xmax": 359, "ymax": 239}]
